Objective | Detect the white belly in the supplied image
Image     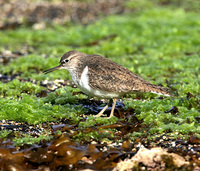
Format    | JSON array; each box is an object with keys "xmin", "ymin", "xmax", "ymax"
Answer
[{"xmin": 78, "ymin": 66, "xmax": 121, "ymax": 99}]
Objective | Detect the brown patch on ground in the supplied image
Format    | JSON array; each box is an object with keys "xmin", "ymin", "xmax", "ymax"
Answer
[
  {"xmin": 0, "ymin": 134, "xmax": 199, "ymax": 170},
  {"xmin": 0, "ymin": 117, "xmax": 200, "ymax": 170},
  {"xmin": 0, "ymin": 0, "xmax": 127, "ymax": 30}
]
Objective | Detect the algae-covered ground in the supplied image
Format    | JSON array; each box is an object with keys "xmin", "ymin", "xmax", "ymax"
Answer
[{"xmin": 0, "ymin": 0, "xmax": 199, "ymax": 170}]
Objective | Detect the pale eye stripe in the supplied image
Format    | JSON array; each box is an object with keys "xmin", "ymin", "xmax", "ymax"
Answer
[{"xmin": 68, "ymin": 54, "xmax": 79, "ymax": 60}]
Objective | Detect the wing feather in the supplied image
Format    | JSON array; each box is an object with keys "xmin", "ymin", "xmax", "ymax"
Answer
[{"xmin": 86, "ymin": 55, "xmax": 141, "ymax": 93}]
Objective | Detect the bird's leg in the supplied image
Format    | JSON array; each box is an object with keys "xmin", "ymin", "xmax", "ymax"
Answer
[
  {"xmin": 108, "ymin": 99, "xmax": 117, "ymax": 118},
  {"xmin": 95, "ymin": 99, "xmax": 113, "ymax": 117}
]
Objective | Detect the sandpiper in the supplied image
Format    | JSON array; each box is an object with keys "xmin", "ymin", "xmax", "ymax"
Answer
[{"xmin": 44, "ymin": 50, "xmax": 172, "ymax": 118}]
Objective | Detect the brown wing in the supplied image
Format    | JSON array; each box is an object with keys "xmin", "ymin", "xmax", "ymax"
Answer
[
  {"xmin": 86, "ymin": 55, "xmax": 145, "ymax": 93},
  {"xmin": 86, "ymin": 55, "xmax": 172, "ymax": 96}
]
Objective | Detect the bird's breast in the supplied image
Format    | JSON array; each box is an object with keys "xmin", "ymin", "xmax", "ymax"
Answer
[{"xmin": 77, "ymin": 66, "xmax": 121, "ymax": 99}]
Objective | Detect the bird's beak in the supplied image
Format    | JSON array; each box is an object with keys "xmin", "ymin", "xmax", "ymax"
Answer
[{"xmin": 43, "ymin": 65, "xmax": 62, "ymax": 74}]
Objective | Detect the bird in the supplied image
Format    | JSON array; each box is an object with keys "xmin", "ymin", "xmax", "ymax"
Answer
[{"xmin": 44, "ymin": 50, "xmax": 172, "ymax": 118}]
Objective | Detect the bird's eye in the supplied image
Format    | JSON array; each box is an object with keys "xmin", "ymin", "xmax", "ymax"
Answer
[{"xmin": 64, "ymin": 59, "xmax": 69, "ymax": 63}]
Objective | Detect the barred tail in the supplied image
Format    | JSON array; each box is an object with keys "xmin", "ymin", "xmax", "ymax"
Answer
[
  {"xmin": 150, "ymin": 86, "xmax": 172, "ymax": 96},
  {"xmin": 137, "ymin": 82, "xmax": 173, "ymax": 96}
]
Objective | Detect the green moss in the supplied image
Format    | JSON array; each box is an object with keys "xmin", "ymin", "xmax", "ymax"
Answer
[
  {"xmin": 0, "ymin": 130, "xmax": 12, "ymax": 138},
  {"xmin": 0, "ymin": 94, "xmax": 84, "ymax": 124},
  {"xmin": 125, "ymin": 96, "xmax": 200, "ymax": 135},
  {"xmin": 71, "ymin": 116, "xmax": 119, "ymax": 141},
  {"xmin": 0, "ymin": 79, "xmax": 44, "ymax": 97},
  {"xmin": 0, "ymin": 80, "xmax": 85, "ymax": 126},
  {"xmin": 13, "ymin": 131, "xmax": 52, "ymax": 146},
  {"xmin": 73, "ymin": 127, "xmax": 116, "ymax": 142},
  {"xmin": 78, "ymin": 115, "xmax": 118, "ymax": 129},
  {"xmin": 44, "ymin": 87, "xmax": 79, "ymax": 104},
  {"xmin": 0, "ymin": 55, "xmax": 71, "ymax": 81}
]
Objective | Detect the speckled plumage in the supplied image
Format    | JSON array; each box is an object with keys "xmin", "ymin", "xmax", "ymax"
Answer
[{"xmin": 44, "ymin": 50, "xmax": 172, "ymax": 118}]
